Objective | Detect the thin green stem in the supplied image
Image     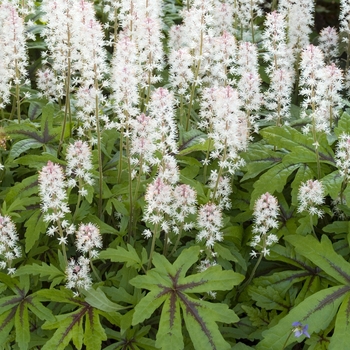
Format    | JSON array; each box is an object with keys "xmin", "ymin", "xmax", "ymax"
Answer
[
  {"xmin": 250, "ymin": 0, "xmax": 255, "ymax": 43},
  {"xmin": 126, "ymin": 134, "xmax": 134, "ymax": 240},
  {"xmin": 90, "ymin": 259, "xmax": 102, "ymax": 282},
  {"xmin": 58, "ymin": 29, "xmax": 72, "ymax": 154},
  {"xmin": 281, "ymin": 331, "xmax": 294, "ymax": 350},
  {"xmin": 147, "ymin": 223, "xmax": 159, "ymax": 271},
  {"xmin": 73, "ymin": 178, "xmax": 83, "ymax": 222},
  {"xmin": 56, "ymin": 219, "xmax": 68, "ymax": 266},
  {"xmin": 169, "ymin": 227, "xmax": 183, "ymax": 257},
  {"xmin": 94, "ymin": 70, "xmax": 103, "ymax": 219},
  {"xmin": 238, "ymin": 252, "xmax": 263, "ymax": 293},
  {"xmin": 186, "ymin": 11, "xmax": 204, "ymax": 131}
]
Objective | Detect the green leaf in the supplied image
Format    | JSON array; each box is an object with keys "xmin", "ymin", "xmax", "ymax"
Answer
[
  {"xmin": 99, "ymin": 245, "xmax": 143, "ymax": 270},
  {"xmin": 329, "ymin": 292, "xmax": 350, "ymax": 349},
  {"xmin": 257, "ymin": 285, "xmax": 349, "ymax": 350},
  {"xmin": 0, "ymin": 309, "xmax": 15, "ymax": 345},
  {"xmin": 251, "ymin": 163, "xmax": 299, "ymax": 208},
  {"xmin": 83, "ymin": 287, "xmax": 126, "ymax": 312},
  {"xmin": 71, "ymin": 320, "xmax": 84, "ymax": 350},
  {"xmin": 8, "ymin": 139, "xmax": 43, "ymax": 161},
  {"xmin": 241, "ymin": 143, "xmax": 281, "ymax": 182},
  {"xmin": 84, "ymin": 308, "xmax": 107, "ymax": 350},
  {"xmin": 15, "ymin": 301, "xmax": 30, "ymax": 350},
  {"xmin": 156, "ymin": 298, "xmax": 183, "ymax": 350},
  {"xmin": 180, "ymin": 265, "xmax": 244, "ymax": 293},
  {"xmin": 42, "ymin": 312, "xmax": 82, "ymax": 350},
  {"xmin": 130, "ymin": 247, "xmax": 243, "ymax": 350},
  {"xmin": 25, "ymin": 210, "xmax": 47, "ymax": 253},
  {"xmin": 285, "ymin": 235, "xmax": 350, "ymax": 285},
  {"xmin": 283, "ymin": 146, "xmax": 318, "ymax": 165},
  {"xmin": 323, "ymin": 221, "xmax": 349, "ymax": 234},
  {"xmin": 15, "ymin": 263, "xmax": 65, "ymax": 282},
  {"xmin": 321, "ymin": 170, "xmax": 343, "ymax": 199},
  {"xmin": 260, "ymin": 126, "xmax": 314, "ymax": 151},
  {"xmin": 335, "ymin": 111, "xmax": 350, "ymax": 138}
]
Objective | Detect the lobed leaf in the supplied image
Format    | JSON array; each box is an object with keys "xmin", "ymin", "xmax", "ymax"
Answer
[
  {"xmin": 286, "ymin": 235, "xmax": 350, "ymax": 285},
  {"xmin": 257, "ymin": 286, "xmax": 350, "ymax": 350}
]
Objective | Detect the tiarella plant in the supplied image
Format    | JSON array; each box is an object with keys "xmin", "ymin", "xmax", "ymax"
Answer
[{"xmin": 1, "ymin": 0, "xmax": 350, "ymax": 349}]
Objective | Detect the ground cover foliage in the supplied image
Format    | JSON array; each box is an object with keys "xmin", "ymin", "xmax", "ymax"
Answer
[{"xmin": 0, "ymin": 0, "xmax": 349, "ymax": 349}]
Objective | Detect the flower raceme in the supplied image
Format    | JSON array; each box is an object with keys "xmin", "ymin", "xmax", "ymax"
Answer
[
  {"xmin": 66, "ymin": 140, "xmax": 94, "ymax": 192},
  {"xmin": 38, "ymin": 161, "xmax": 70, "ymax": 226},
  {"xmin": 75, "ymin": 223, "xmax": 102, "ymax": 259},
  {"xmin": 336, "ymin": 133, "xmax": 350, "ymax": 180},
  {"xmin": 0, "ymin": 3, "xmax": 29, "ymax": 108},
  {"xmin": 298, "ymin": 179, "xmax": 325, "ymax": 218},
  {"xmin": 0, "ymin": 215, "xmax": 21, "ymax": 275},
  {"xmin": 251, "ymin": 192, "xmax": 279, "ymax": 257}
]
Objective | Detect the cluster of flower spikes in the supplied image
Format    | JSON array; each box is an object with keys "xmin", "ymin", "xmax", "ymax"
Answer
[
  {"xmin": 250, "ymin": 192, "xmax": 280, "ymax": 258},
  {"xmin": 142, "ymin": 161, "xmax": 197, "ymax": 242},
  {"xmin": 38, "ymin": 143, "xmax": 100, "ymax": 295}
]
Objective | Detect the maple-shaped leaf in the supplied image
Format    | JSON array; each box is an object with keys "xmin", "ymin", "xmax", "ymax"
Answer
[{"xmin": 130, "ymin": 246, "xmax": 244, "ymax": 350}]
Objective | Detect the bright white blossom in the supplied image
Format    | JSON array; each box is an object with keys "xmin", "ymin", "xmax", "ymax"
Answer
[
  {"xmin": 208, "ymin": 171, "xmax": 232, "ymax": 210},
  {"xmin": 111, "ymin": 32, "xmax": 141, "ymax": 125},
  {"xmin": 38, "ymin": 161, "xmax": 70, "ymax": 225},
  {"xmin": 279, "ymin": 0, "xmax": 314, "ymax": 54},
  {"xmin": 66, "ymin": 140, "xmax": 94, "ymax": 190},
  {"xmin": 336, "ymin": 133, "xmax": 350, "ymax": 180},
  {"xmin": 251, "ymin": 193, "xmax": 279, "ymax": 257},
  {"xmin": 75, "ymin": 223, "xmax": 102, "ymax": 259},
  {"xmin": 0, "ymin": 215, "xmax": 21, "ymax": 275},
  {"xmin": 206, "ymin": 86, "xmax": 248, "ymax": 174},
  {"xmin": 298, "ymin": 179, "xmax": 325, "ymax": 217},
  {"xmin": 0, "ymin": 3, "xmax": 29, "ymax": 108},
  {"xmin": 262, "ymin": 11, "xmax": 294, "ymax": 124},
  {"xmin": 197, "ymin": 203, "xmax": 223, "ymax": 248},
  {"xmin": 172, "ymin": 184, "xmax": 197, "ymax": 226},
  {"xmin": 319, "ymin": 27, "xmax": 339, "ymax": 63},
  {"xmin": 65, "ymin": 256, "xmax": 92, "ymax": 295}
]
